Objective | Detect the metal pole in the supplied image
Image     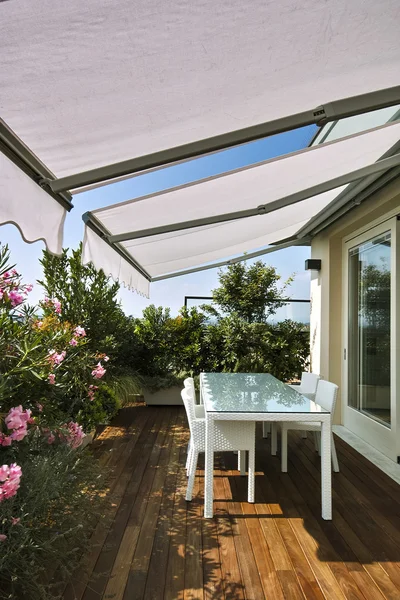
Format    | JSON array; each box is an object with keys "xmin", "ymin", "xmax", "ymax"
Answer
[
  {"xmin": 45, "ymin": 86, "xmax": 400, "ymax": 193},
  {"xmin": 109, "ymin": 153, "xmax": 400, "ymax": 244}
]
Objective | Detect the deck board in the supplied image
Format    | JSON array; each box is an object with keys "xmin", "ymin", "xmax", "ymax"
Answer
[{"xmin": 62, "ymin": 404, "xmax": 400, "ymax": 600}]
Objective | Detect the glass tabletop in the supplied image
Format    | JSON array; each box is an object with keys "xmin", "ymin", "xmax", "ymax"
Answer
[{"xmin": 201, "ymin": 372, "xmax": 328, "ymax": 413}]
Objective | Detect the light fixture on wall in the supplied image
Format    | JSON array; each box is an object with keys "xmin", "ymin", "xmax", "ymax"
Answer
[{"xmin": 305, "ymin": 259, "xmax": 322, "ymax": 271}]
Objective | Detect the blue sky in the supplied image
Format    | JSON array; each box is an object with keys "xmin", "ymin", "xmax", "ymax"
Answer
[{"xmin": 1, "ymin": 125, "xmax": 317, "ymax": 316}]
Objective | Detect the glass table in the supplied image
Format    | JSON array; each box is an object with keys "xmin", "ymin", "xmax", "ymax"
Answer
[{"xmin": 200, "ymin": 372, "xmax": 332, "ymax": 520}]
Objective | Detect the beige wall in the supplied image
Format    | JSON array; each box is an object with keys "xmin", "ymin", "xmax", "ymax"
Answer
[{"xmin": 311, "ymin": 179, "xmax": 400, "ymax": 425}]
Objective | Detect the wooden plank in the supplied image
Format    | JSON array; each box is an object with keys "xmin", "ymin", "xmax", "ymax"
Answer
[
  {"xmin": 285, "ymin": 432, "xmax": 400, "ymax": 600},
  {"xmin": 143, "ymin": 411, "xmax": 188, "ymax": 600},
  {"xmin": 223, "ymin": 472, "xmax": 265, "ymax": 600},
  {"xmin": 233, "ymin": 481, "xmax": 285, "ymax": 600},
  {"xmin": 62, "ymin": 407, "xmax": 152, "ymax": 600},
  {"xmin": 212, "ymin": 471, "xmax": 245, "ymax": 599},
  {"xmin": 121, "ymin": 408, "xmax": 180, "ymax": 600},
  {"xmin": 82, "ymin": 408, "xmax": 168, "ymax": 600},
  {"xmin": 291, "ymin": 434, "xmax": 400, "ymax": 591},
  {"xmin": 164, "ymin": 446, "xmax": 189, "ymax": 600},
  {"xmin": 97, "ymin": 408, "xmax": 174, "ymax": 600}
]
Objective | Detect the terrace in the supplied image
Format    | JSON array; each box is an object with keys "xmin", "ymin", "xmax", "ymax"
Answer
[{"xmin": 62, "ymin": 403, "xmax": 400, "ymax": 600}]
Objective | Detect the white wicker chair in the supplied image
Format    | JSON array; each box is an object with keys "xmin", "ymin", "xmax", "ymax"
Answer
[
  {"xmin": 184, "ymin": 378, "xmax": 205, "ymax": 472},
  {"xmin": 264, "ymin": 372, "xmax": 320, "ymax": 441},
  {"xmin": 181, "ymin": 386, "xmax": 256, "ymax": 502},
  {"xmin": 280, "ymin": 379, "xmax": 339, "ymax": 473}
]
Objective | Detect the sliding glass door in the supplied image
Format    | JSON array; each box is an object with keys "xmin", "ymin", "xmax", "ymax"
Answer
[{"xmin": 344, "ymin": 218, "xmax": 398, "ymax": 460}]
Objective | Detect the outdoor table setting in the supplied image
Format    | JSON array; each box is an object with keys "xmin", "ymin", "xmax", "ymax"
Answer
[{"xmin": 200, "ymin": 372, "xmax": 332, "ymax": 520}]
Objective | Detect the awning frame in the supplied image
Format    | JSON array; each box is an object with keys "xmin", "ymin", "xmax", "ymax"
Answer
[
  {"xmin": 44, "ymin": 86, "xmax": 400, "ymax": 194},
  {"xmin": 0, "ymin": 120, "xmax": 73, "ymax": 211},
  {"xmin": 100, "ymin": 152, "xmax": 400, "ymax": 243},
  {"xmin": 83, "ymin": 146, "xmax": 400, "ymax": 283},
  {"xmin": 296, "ymin": 139, "xmax": 400, "ymax": 238}
]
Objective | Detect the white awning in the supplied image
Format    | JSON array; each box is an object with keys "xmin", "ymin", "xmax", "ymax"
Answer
[
  {"xmin": 1, "ymin": 0, "xmax": 399, "ymax": 190},
  {"xmin": 0, "ymin": 151, "xmax": 66, "ymax": 255},
  {"xmin": 82, "ymin": 123, "xmax": 400, "ymax": 293}
]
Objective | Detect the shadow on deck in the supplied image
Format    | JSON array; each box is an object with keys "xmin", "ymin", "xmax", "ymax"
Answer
[{"xmin": 61, "ymin": 403, "xmax": 400, "ymax": 600}]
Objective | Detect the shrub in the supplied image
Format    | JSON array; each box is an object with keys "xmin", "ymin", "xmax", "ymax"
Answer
[
  {"xmin": 77, "ymin": 384, "xmax": 120, "ymax": 432},
  {"xmin": 0, "ymin": 438, "xmax": 106, "ymax": 600}
]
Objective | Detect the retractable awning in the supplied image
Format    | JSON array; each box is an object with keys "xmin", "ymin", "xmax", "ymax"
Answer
[
  {"xmin": 82, "ymin": 123, "xmax": 400, "ymax": 296},
  {"xmin": 1, "ymin": 1, "xmax": 399, "ymax": 193},
  {"xmin": 1, "ymin": 1, "xmax": 399, "ymax": 285},
  {"xmin": 0, "ymin": 148, "xmax": 70, "ymax": 255}
]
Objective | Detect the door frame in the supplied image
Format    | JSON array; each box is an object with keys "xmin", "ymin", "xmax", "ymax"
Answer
[{"xmin": 342, "ymin": 215, "xmax": 399, "ymax": 461}]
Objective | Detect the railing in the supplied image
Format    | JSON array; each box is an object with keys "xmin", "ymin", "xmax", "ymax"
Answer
[{"xmin": 183, "ymin": 296, "xmax": 311, "ymax": 324}]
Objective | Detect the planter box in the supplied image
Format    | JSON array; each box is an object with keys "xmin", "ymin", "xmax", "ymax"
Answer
[{"xmin": 142, "ymin": 385, "xmax": 183, "ymax": 406}]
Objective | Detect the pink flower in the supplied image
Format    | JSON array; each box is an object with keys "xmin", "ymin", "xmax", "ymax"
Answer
[
  {"xmin": 8, "ymin": 290, "xmax": 25, "ymax": 307},
  {"xmin": 43, "ymin": 297, "xmax": 62, "ymax": 314},
  {"xmin": 0, "ymin": 435, "xmax": 12, "ymax": 447},
  {"xmin": 74, "ymin": 326, "xmax": 86, "ymax": 338},
  {"xmin": 47, "ymin": 432, "xmax": 56, "ymax": 445},
  {"xmin": 36, "ymin": 320, "xmax": 43, "ymax": 328},
  {"xmin": 69, "ymin": 338, "xmax": 78, "ymax": 347},
  {"xmin": 91, "ymin": 362, "xmax": 106, "ymax": 380},
  {"xmin": 11, "ymin": 517, "xmax": 20, "ymax": 525},
  {"xmin": 0, "ymin": 463, "xmax": 22, "ymax": 502},
  {"xmin": 10, "ymin": 427, "xmax": 28, "ymax": 442},
  {"xmin": 47, "ymin": 350, "xmax": 66, "ymax": 366},
  {"xmin": 60, "ymin": 422, "xmax": 85, "ymax": 449},
  {"xmin": 103, "ymin": 355, "xmax": 110, "ymax": 362},
  {"xmin": 48, "ymin": 373, "xmax": 56, "ymax": 385},
  {"xmin": 36, "ymin": 403, "xmax": 43, "ymax": 413},
  {"xmin": 0, "ymin": 466, "xmax": 9, "ymax": 482},
  {"xmin": 25, "ymin": 284, "xmax": 33, "ymax": 292},
  {"xmin": 0, "ymin": 534, "xmax": 7, "ymax": 542},
  {"xmin": 5, "ymin": 406, "xmax": 31, "ymax": 431}
]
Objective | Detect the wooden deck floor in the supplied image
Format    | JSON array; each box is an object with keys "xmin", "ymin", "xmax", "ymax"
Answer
[{"xmin": 62, "ymin": 403, "xmax": 400, "ymax": 600}]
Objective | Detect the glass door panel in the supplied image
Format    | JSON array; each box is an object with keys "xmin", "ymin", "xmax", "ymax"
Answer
[{"xmin": 348, "ymin": 231, "xmax": 391, "ymax": 426}]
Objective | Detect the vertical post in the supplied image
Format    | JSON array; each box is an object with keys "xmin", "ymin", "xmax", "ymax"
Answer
[
  {"xmin": 204, "ymin": 415, "xmax": 215, "ymax": 518},
  {"xmin": 321, "ymin": 415, "xmax": 332, "ymax": 519}
]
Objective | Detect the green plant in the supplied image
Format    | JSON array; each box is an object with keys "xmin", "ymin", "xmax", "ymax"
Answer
[
  {"xmin": 110, "ymin": 373, "xmax": 144, "ymax": 406},
  {"xmin": 205, "ymin": 260, "xmax": 293, "ymax": 323},
  {"xmin": 38, "ymin": 244, "xmax": 137, "ymax": 370},
  {"xmin": 77, "ymin": 384, "xmax": 120, "ymax": 432},
  {"xmin": 0, "ymin": 439, "xmax": 106, "ymax": 600}
]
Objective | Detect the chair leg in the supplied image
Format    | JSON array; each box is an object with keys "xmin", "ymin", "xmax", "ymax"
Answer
[
  {"xmin": 247, "ymin": 447, "xmax": 255, "ymax": 503},
  {"xmin": 238, "ymin": 450, "xmax": 246, "ymax": 475},
  {"xmin": 271, "ymin": 423, "xmax": 277, "ymax": 456},
  {"xmin": 262, "ymin": 422, "xmax": 270, "ymax": 438},
  {"xmin": 186, "ymin": 444, "xmax": 194, "ymax": 477},
  {"xmin": 281, "ymin": 427, "xmax": 288, "ymax": 472},
  {"xmin": 331, "ymin": 434, "xmax": 339, "ymax": 472},
  {"xmin": 186, "ymin": 450, "xmax": 198, "ymax": 501},
  {"xmin": 313, "ymin": 431, "xmax": 320, "ymax": 453},
  {"xmin": 185, "ymin": 438, "xmax": 192, "ymax": 474},
  {"xmin": 317, "ymin": 432, "xmax": 321, "ymax": 456}
]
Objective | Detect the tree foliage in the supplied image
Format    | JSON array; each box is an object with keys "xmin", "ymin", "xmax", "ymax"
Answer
[
  {"xmin": 209, "ymin": 261, "xmax": 292, "ymax": 323},
  {"xmin": 38, "ymin": 244, "xmax": 136, "ymax": 368}
]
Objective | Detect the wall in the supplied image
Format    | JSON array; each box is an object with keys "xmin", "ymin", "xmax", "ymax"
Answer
[{"xmin": 310, "ymin": 179, "xmax": 400, "ymax": 426}]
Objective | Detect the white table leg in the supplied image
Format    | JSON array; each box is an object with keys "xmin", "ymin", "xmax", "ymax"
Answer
[
  {"xmin": 271, "ymin": 422, "xmax": 277, "ymax": 455},
  {"xmin": 204, "ymin": 416, "xmax": 214, "ymax": 518},
  {"xmin": 262, "ymin": 422, "xmax": 270, "ymax": 438},
  {"xmin": 321, "ymin": 416, "xmax": 332, "ymax": 520}
]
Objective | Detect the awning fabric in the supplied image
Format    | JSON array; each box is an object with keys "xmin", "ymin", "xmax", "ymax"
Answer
[
  {"xmin": 82, "ymin": 123, "xmax": 400, "ymax": 294},
  {"xmin": 0, "ymin": 151, "xmax": 66, "ymax": 255},
  {"xmin": 1, "ymin": 0, "xmax": 399, "ymax": 179}
]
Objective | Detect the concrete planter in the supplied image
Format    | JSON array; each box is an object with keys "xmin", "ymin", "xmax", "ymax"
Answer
[{"xmin": 142, "ymin": 385, "xmax": 183, "ymax": 406}]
